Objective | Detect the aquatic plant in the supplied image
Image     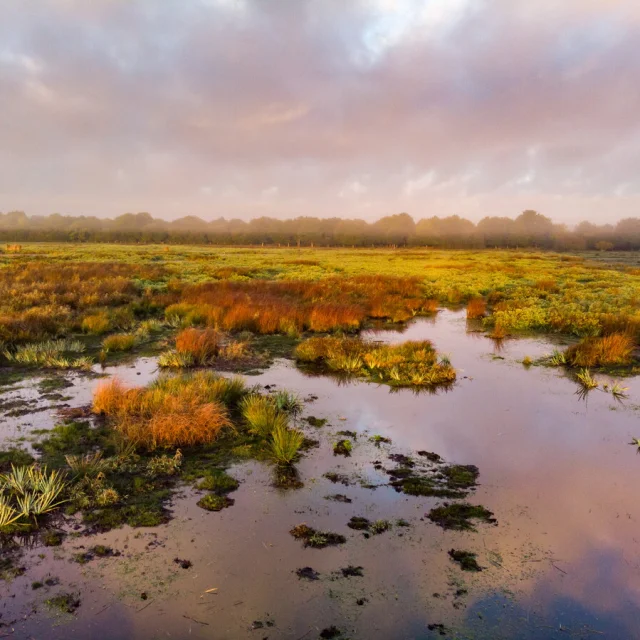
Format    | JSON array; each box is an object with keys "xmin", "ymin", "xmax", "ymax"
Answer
[
  {"xmin": 197, "ymin": 494, "xmax": 234, "ymax": 511},
  {"xmin": 610, "ymin": 381, "xmax": 629, "ymax": 399},
  {"xmin": 0, "ymin": 465, "xmax": 68, "ymax": 528},
  {"xmin": 270, "ymin": 424, "xmax": 304, "ymax": 465},
  {"xmin": 575, "ymin": 368, "xmax": 599, "ymax": 390},
  {"xmin": 548, "ymin": 349, "xmax": 567, "ymax": 366},
  {"xmin": 289, "ymin": 523, "xmax": 346, "ymax": 548},
  {"xmin": 448, "ymin": 549, "xmax": 482, "ymax": 571},
  {"xmin": 272, "ymin": 390, "xmax": 304, "ymax": 418},
  {"xmin": 240, "ymin": 395, "xmax": 289, "ymax": 438},
  {"xmin": 333, "ymin": 439, "xmax": 352, "ymax": 456}
]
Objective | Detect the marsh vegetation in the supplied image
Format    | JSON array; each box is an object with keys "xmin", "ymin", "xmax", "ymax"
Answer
[{"xmin": 0, "ymin": 245, "xmax": 639, "ymax": 639}]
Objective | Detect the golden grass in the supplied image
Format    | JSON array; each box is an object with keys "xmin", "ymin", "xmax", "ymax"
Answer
[
  {"xmin": 102, "ymin": 333, "xmax": 136, "ymax": 352},
  {"xmin": 565, "ymin": 333, "xmax": 635, "ymax": 367},
  {"xmin": 82, "ymin": 312, "xmax": 111, "ymax": 335},
  {"xmin": 92, "ymin": 373, "xmax": 234, "ymax": 449},
  {"xmin": 295, "ymin": 336, "xmax": 456, "ymax": 387}
]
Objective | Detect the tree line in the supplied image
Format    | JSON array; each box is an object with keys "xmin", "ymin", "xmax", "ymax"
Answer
[{"xmin": 0, "ymin": 209, "xmax": 637, "ymax": 250}]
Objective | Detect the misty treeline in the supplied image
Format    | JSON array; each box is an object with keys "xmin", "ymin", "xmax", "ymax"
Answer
[{"xmin": 0, "ymin": 209, "xmax": 638, "ymax": 250}]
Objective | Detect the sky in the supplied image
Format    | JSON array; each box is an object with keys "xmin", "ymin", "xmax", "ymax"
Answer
[{"xmin": 1, "ymin": 0, "xmax": 639, "ymax": 225}]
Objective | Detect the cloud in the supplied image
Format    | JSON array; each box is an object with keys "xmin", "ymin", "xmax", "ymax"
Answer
[{"xmin": 0, "ymin": 0, "xmax": 639, "ymax": 222}]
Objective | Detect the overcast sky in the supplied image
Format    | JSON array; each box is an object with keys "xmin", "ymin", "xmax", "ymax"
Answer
[{"xmin": 1, "ymin": 0, "xmax": 639, "ymax": 224}]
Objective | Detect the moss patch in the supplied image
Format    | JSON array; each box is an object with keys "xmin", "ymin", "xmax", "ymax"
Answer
[
  {"xmin": 428, "ymin": 503, "xmax": 497, "ymax": 532},
  {"xmin": 448, "ymin": 549, "xmax": 483, "ymax": 571}
]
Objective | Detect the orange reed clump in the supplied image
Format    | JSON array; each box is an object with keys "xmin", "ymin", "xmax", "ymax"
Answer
[{"xmin": 466, "ymin": 298, "xmax": 487, "ymax": 319}]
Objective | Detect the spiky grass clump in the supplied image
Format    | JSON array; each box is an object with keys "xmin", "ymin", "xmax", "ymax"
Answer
[
  {"xmin": 272, "ymin": 390, "xmax": 303, "ymax": 417},
  {"xmin": 240, "ymin": 395, "xmax": 289, "ymax": 437},
  {"xmin": 92, "ymin": 372, "xmax": 236, "ymax": 449},
  {"xmin": 295, "ymin": 336, "xmax": 456, "ymax": 388},
  {"xmin": 65, "ymin": 451, "xmax": 109, "ymax": 478},
  {"xmin": 548, "ymin": 349, "xmax": 567, "ymax": 366},
  {"xmin": 575, "ymin": 368, "xmax": 599, "ymax": 390},
  {"xmin": 270, "ymin": 425, "xmax": 304, "ymax": 465},
  {"xmin": 565, "ymin": 333, "xmax": 635, "ymax": 368},
  {"xmin": 102, "ymin": 333, "xmax": 136, "ymax": 352},
  {"xmin": 0, "ymin": 465, "xmax": 68, "ymax": 530},
  {"xmin": 3, "ymin": 339, "xmax": 91, "ymax": 369}
]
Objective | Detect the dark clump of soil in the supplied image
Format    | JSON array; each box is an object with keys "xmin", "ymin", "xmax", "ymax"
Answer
[
  {"xmin": 306, "ymin": 416, "xmax": 327, "ymax": 428},
  {"xmin": 320, "ymin": 626, "xmax": 342, "ymax": 639},
  {"xmin": 173, "ymin": 557, "xmax": 193, "ymax": 569},
  {"xmin": 290, "ymin": 524, "xmax": 346, "ymax": 549},
  {"xmin": 336, "ymin": 430, "xmax": 357, "ymax": 439},
  {"xmin": 417, "ymin": 451, "xmax": 442, "ymax": 462},
  {"xmin": 324, "ymin": 493, "xmax": 352, "ymax": 503},
  {"xmin": 274, "ymin": 464, "xmax": 304, "ymax": 489},
  {"xmin": 73, "ymin": 545, "xmax": 119, "ymax": 564},
  {"xmin": 45, "ymin": 592, "xmax": 81, "ymax": 614},
  {"xmin": 296, "ymin": 567, "xmax": 320, "ymax": 581},
  {"xmin": 448, "ymin": 549, "xmax": 483, "ymax": 571},
  {"xmin": 390, "ymin": 462, "xmax": 479, "ymax": 499},
  {"xmin": 347, "ymin": 516, "xmax": 371, "ymax": 531},
  {"xmin": 41, "ymin": 530, "xmax": 65, "ymax": 547},
  {"xmin": 388, "ymin": 453, "xmax": 415, "ymax": 467},
  {"xmin": 428, "ymin": 503, "xmax": 497, "ymax": 531},
  {"xmin": 323, "ymin": 472, "xmax": 351, "ymax": 485},
  {"xmin": 341, "ymin": 565, "xmax": 364, "ymax": 578},
  {"xmin": 370, "ymin": 435, "xmax": 392, "ymax": 447},
  {"xmin": 428, "ymin": 623, "xmax": 449, "ymax": 636}
]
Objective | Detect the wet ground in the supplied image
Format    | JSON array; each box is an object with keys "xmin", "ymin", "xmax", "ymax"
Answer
[{"xmin": 2, "ymin": 310, "xmax": 640, "ymax": 639}]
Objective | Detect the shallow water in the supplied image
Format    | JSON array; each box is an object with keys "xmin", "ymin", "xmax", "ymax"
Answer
[{"xmin": 2, "ymin": 311, "xmax": 640, "ymax": 639}]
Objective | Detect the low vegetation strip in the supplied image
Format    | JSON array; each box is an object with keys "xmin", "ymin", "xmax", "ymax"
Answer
[{"xmin": 294, "ymin": 336, "xmax": 456, "ymax": 388}]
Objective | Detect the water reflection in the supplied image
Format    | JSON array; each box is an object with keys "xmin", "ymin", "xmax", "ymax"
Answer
[{"xmin": 2, "ymin": 312, "xmax": 640, "ymax": 639}]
